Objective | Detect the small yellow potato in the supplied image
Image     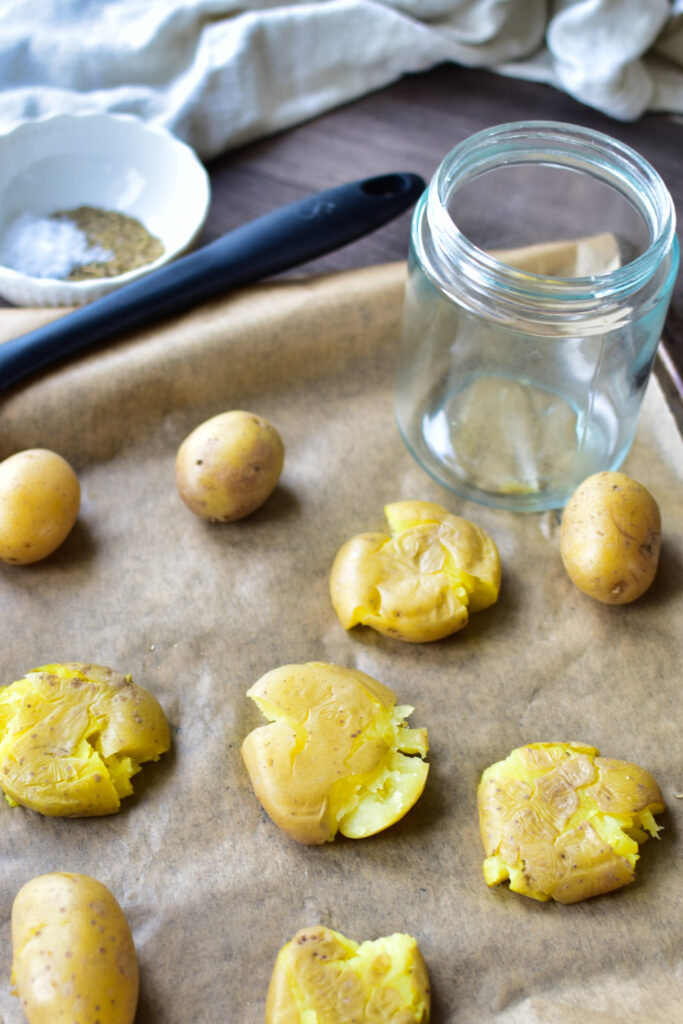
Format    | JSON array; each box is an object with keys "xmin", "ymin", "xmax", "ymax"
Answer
[
  {"xmin": 241, "ymin": 662, "xmax": 429, "ymax": 845},
  {"xmin": 0, "ymin": 662, "xmax": 170, "ymax": 817},
  {"xmin": 478, "ymin": 741, "xmax": 665, "ymax": 904},
  {"xmin": 11, "ymin": 871, "xmax": 138, "ymax": 1024},
  {"xmin": 175, "ymin": 409, "xmax": 284, "ymax": 521},
  {"xmin": 0, "ymin": 448, "xmax": 80, "ymax": 565},
  {"xmin": 330, "ymin": 500, "xmax": 501, "ymax": 642},
  {"xmin": 560, "ymin": 471, "xmax": 661, "ymax": 604},
  {"xmin": 266, "ymin": 925, "xmax": 430, "ymax": 1024}
]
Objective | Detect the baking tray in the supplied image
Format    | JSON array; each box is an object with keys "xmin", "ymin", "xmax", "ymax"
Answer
[{"xmin": 0, "ymin": 263, "xmax": 681, "ymax": 1023}]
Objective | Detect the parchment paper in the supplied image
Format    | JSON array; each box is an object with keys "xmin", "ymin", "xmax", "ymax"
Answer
[{"xmin": 0, "ymin": 263, "xmax": 681, "ymax": 1024}]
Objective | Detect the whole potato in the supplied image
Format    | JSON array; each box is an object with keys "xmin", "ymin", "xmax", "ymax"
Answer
[
  {"xmin": 0, "ymin": 448, "xmax": 80, "ymax": 565},
  {"xmin": 175, "ymin": 410, "xmax": 284, "ymax": 521},
  {"xmin": 560, "ymin": 471, "xmax": 661, "ymax": 604},
  {"xmin": 11, "ymin": 872, "xmax": 139, "ymax": 1024}
]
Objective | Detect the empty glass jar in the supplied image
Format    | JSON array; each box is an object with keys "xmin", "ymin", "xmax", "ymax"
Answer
[{"xmin": 396, "ymin": 121, "xmax": 679, "ymax": 512}]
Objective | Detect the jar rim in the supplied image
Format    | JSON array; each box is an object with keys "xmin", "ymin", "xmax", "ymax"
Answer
[{"xmin": 425, "ymin": 120, "xmax": 677, "ymax": 309}]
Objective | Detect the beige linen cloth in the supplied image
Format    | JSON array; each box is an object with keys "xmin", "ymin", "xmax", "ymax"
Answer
[
  {"xmin": 1, "ymin": 0, "xmax": 683, "ymax": 157},
  {"xmin": 0, "ymin": 263, "xmax": 681, "ymax": 1023}
]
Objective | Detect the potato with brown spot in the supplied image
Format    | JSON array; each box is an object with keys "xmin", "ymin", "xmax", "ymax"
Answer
[
  {"xmin": 0, "ymin": 662, "xmax": 170, "ymax": 816},
  {"xmin": 11, "ymin": 872, "xmax": 138, "ymax": 1024},
  {"xmin": 478, "ymin": 741, "xmax": 665, "ymax": 903},
  {"xmin": 560, "ymin": 471, "xmax": 661, "ymax": 604},
  {"xmin": 241, "ymin": 662, "xmax": 428, "ymax": 844},
  {"xmin": 330, "ymin": 500, "xmax": 501, "ymax": 642},
  {"xmin": 175, "ymin": 410, "xmax": 284, "ymax": 521},
  {"xmin": 0, "ymin": 449, "xmax": 80, "ymax": 565},
  {"xmin": 266, "ymin": 925, "xmax": 430, "ymax": 1023}
]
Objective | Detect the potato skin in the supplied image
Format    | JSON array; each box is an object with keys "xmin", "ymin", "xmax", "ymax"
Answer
[
  {"xmin": 0, "ymin": 662, "xmax": 171, "ymax": 816},
  {"xmin": 560, "ymin": 471, "xmax": 661, "ymax": 604},
  {"xmin": 175, "ymin": 410, "xmax": 284, "ymax": 521},
  {"xmin": 11, "ymin": 872, "xmax": 139, "ymax": 1024},
  {"xmin": 242, "ymin": 662, "xmax": 429, "ymax": 844},
  {"xmin": 478, "ymin": 742, "xmax": 665, "ymax": 903},
  {"xmin": 0, "ymin": 449, "xmax": 80, "ymax": 564},
  {"xmin": 330, "ymin": 500, "xmax": 501, "ymax": 642},
  {"xmin": 266, "ymin": 926, "xmax": 430, "ymax": 1023}
]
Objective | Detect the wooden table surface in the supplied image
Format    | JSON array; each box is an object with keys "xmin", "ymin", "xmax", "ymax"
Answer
[{"xmin": 202, "ymin": 63, "xmax": 683, "ymax": 430}]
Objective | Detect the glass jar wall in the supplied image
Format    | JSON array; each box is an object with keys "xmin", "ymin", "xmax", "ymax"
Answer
[{"xmin": 395, "ymin": 122, "xmax": 679, "ymax": 512}]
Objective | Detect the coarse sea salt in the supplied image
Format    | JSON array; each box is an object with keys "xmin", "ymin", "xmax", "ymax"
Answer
[{"xmin": 0, "ymin": 211, "xmax": 113, "ymax": 279}]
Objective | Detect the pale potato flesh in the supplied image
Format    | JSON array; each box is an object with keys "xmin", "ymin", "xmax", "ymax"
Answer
[
  {"xmin": 330, "ymin": 500, "xmax": 501, "ymax": 642},
  {"xmin": 478, "ymin": 742, "xmax": 665, "ymax": 903},
  {"xmin": 241, "ymin": 662, "xmax": 428, "ymax": 844},
  {"xmin": 11, "ymin": 872, "xmax": 138, "ymax": 1024},
  {"xmin": 265, "ymin": 926, "xmax": 430, "ymax": 1024},
  {"xmin": 0, "ymin": 663, "xmax": 170, "ymax": 816}
]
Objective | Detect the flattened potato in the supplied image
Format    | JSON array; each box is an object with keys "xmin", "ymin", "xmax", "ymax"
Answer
[
  {"xmin": 241, "ymin": 662, "xmax": 428, "ymax": 844},
  {"xmin": 0, "ymin": 662, "xmax": 170, "ymax": 816},
  {"xmin": 266, "ymin": 925, "xmax": 430, "ymax": 1024},
  {"xmin": 478, "ymin": 742, "xmax": 665, "ymax": 903},
  {"xmin": 560, "ymin": 471, "xmax": 661, "ymax": 604},
  {"xmin": 330, "ymin": 500, "xmax": 501, "ymax": 642},
  {"xmin": 12, "ymin": 872, "xmax": 138, "ymax": 1024}
]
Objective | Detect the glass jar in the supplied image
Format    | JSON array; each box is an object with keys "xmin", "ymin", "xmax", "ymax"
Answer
[{"xmin": 396, "ymin": 121, "xmax": 679, "ymax": 512}]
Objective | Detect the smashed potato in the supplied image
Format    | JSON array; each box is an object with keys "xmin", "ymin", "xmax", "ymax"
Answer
[
  {"xmin": 0, "ymin": 448, "xmax": 80, "ymax": 565},
  {"xmin": 560, "ymin": 471, "xmax": 661, "ymax": 604},
  {"xmin": 12, "ymin": 872, "xmax": 138, "ymax": 1024},
  {"xmin": 266, "ymin": 925, "xmax": 430, "ymax": 1024},
  {"xmin": 175, "ymin": 409, "xmax": 284, "ymax": 521},
  {"xmin": 0, "ymin": 662, "xmax": 170, "ymax": 817},
  {"xmin": 330, "ymin": 500, "xmax": 501, "ymax": 642},
  {"xmin": 241, "ymin": 662, "xmax": 428, "ymax": 845},
  {"xmin": 478, "ymin": 741, "xmax": 665, "ymax": 904}
]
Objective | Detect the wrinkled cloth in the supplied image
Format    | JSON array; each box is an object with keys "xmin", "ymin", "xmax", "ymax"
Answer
[{"xmin": 0, "ymin": 1, "xmax": 681, "ymax": 159}]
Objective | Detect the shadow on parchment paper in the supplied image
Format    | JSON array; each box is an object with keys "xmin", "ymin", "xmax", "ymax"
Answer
[
  {"xmin": 174, "ymin": 482, "xmax": 302, "ymax": 551},
  {"xmin": 2, "ymin": 518, "xmax": 98, "ymax": 571},
  {"xmin": 632, "ymin": 538, "xmax": 683, "ymax": 606},
  {"xmin": 192, "ymin": 482, "xmax": 302, "ymax": 530},
  {"xmin": 122, "ymin": 739, "xmax": 178, "ymax": 810},
  {"xmin": 333, "ymin": 566, "xmax": 523, "ymax": 653},
  {"xmin": 57, "ymin": 519, "xmax": 98, "ymax": 567},
  {"xmin": 253, "ymin": 483, "xmax": 302, "ymax": 524},
  {"xmin": 626, "ymin": 807, "xmax": 677, "ymax": 885}
]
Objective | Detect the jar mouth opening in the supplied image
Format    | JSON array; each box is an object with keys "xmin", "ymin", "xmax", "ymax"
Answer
[{"xmin": 426, "ymin": 121, "xmax": 677, "ymax": 305}]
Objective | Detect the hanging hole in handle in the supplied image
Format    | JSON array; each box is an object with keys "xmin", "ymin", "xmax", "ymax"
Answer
[{"xmin": 361, "ymin": 174, "xmax": 413, "ymax": 198}]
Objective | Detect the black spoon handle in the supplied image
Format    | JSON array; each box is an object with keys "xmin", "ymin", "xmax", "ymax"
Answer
[{"xmin": 0, "ymin": 171, "xmax": 425, "ymax": 394}]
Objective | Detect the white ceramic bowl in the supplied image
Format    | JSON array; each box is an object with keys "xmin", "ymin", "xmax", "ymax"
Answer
[{"xmin": 0, "ymin": 113, "xmax": 211, "ymax": 306}]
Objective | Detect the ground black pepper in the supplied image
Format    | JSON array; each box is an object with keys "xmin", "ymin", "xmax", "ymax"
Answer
[{"xmin": 54, "ymin": 205, "xmax": 164, "ymax": 279}]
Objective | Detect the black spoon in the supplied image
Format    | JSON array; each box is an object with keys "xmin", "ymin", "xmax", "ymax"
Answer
[{"xmin": 0, "ymin": 171, "xmax": 425, "ymax": 393}]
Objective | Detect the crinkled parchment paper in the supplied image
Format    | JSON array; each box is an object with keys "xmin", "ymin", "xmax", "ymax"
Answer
[{"xmin": 0, "ymin": 263, "xmax": 681, "ymax": 1023}]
